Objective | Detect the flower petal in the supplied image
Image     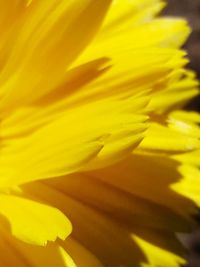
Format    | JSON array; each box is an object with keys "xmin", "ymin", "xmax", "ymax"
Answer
[
  {"xmin": 0, "ymin": 0, "xmax": 112, "ymax": 109},
  {"xmin": 0, "ymin": 226, "xmax": 76, "ymax": 267},
  {"xmin": 15, "ymin": 242, "xmax": 77, "ymax": 267},
  {"xmin": 90, "ymin": 154, "xmax": 197, "ymax": 216},
  {"xmin": 139, "ymin": 122, "xmax": 200, "ymax": 153},
  {"xmin": 0, "ymin": 195, "xmax": 72, "ymax": 246},
  {"xmin": 63, "ymin": 237, "xmax": 104, "ymax": 267},
  {"xmin": 0, "ymin": 95, "xmax": 147, "ymax": 187},
  {"xmin": 22, "ymin": 181, "xmax": 146, "ymax": 267},
  {"xmin": 133, "ymin": 234, "xmax": 185, "ymax": 267},
  {"xmin": 172, "ymin": 164, "xmax": 200, "ymax": 206},
  {"xmin": 46, "ymin": 173, "xmax": 194, "ymax": 232}
]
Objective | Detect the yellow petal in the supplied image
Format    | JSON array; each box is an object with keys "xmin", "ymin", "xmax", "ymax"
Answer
[
  {"xmin": 0, "ymin": 96, "xmax": 147, "ymax": 187},
  {"xmin": 101, "ymin": 0, "xmax": 165, "ymax": 35},
  {"xmin": 123, "ymin": 18, "xmax": 190, "ymax": 48},
  {"xmin": 0, "ymin": 58, "xmax": 110, "ymax": 138},
  {"xmin": 139, "ymin": 122, "xmax": 200, "ymax": 153},
  {"xmin": 0, "ymin": 195, "xmax": 72, "ymax": 246},
  {"xmin": 0, "ymin": 1, "xmax": 27, "ymax": 71},
  {"xmin": 169, "ymin": 110, "xmax": 200, "ymax": 124},
  {"xmin": 47, "ymin": 173, "xmax": 193, "ymax": 232},
  {"xmin": 0, "ymin": 0, "xmax": 112, "ymax": 109},
  {"xmin": 133, "ymin": 235, "xmax": 186, "ymax": 267},
  {"xmin": 0, "ymin": 138, "xmax": 103, "ymax": 188},
  {"xmin": 90, "ymin": 154, "xmax": 196, "ymax": 216},
  {"xmin": 16, "ymin": 243, "xmax": 77, "ymax": 267},
  {"xmin": 74, "ymin": 48, "xmax": 186, "ymax": 107},
  {"xmin": 63, "ymin": 237, "xmax": 104, "ymax": 267},
  {"xmin": 22, "ymin": 174, "xmax": 191, "ymax": 267},
  {"xmin": 173, "ymin": 150, "xmax": 200, "ymax": 167},
  {"xmin": 84, "ymin": 124, "xmax": 146, "ymax": 169},
  {"xmin": 95, "ymin": 18, "xmax": 190, "ymax": 55},
  {"xmin": 22, "ymin": 181, "xmax": 146, "ymax": 267},
  {"xmin": 0, "ymin": 232, "xmax": 28, "ymax": 267},
  {"xmin": 168, "ymin": 110, "xmax": 200, "ymax": 137},
  {"xmin": 0, "ymin": 225, "xmax": 76, "ymax": 267},
  {"xmin": 172, "ymin": 164, "xmax": 200, "ymax": 206},
  {"xmin": 149, "ymin": 70, "xmax": 199, "ymax": 114}
]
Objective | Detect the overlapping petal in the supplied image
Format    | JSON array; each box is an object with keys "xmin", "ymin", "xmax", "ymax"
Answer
[{"xmin": 0, "ymin": 0, "xmax": 199, "ymax": 266}]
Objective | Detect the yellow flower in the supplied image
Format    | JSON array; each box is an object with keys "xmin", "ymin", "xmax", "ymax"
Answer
[{"xmin": 0, "ymin": 0, "xmax": 199, "ymax": 266}]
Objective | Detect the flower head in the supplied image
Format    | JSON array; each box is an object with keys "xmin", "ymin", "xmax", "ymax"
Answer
[{"xmin": 0, "ymin": 0, "xmax": 199, "ymax": 266}]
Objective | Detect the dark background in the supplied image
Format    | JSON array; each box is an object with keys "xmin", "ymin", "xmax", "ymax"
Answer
[{"xmin": 164, "ymin": 2, "xmax": 200, "ymax": 266}]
